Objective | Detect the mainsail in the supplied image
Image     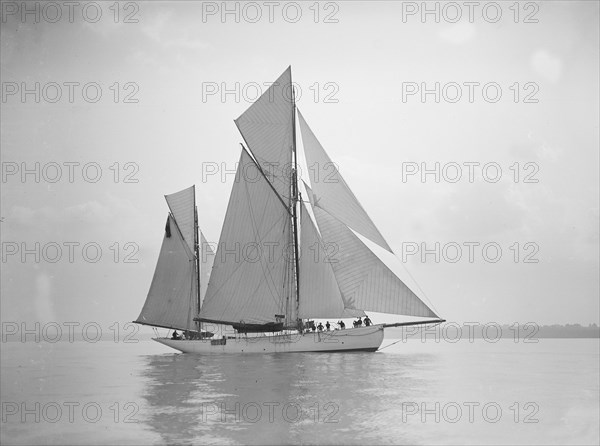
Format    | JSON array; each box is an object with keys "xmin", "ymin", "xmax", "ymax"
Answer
[
  {"xmin": 297, "ymin": 109, "xmax": 392, "ymax": 252},
  {"xmin": 135, "ymin": 214, "xmax": 197, "ymax": 331},
  {"xmin": 199, "ymin": 150, "xmax": 296, "ymax": 326},
  {"xmin": 199, "ymin": 231, "xmax": 215, "ymax": 307}
]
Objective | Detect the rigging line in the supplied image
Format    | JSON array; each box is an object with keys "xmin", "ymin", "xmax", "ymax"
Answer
[
  {"xmin": 238, "ymin": 143, "xmax": 291, "ymax": 215},
  {"xmin": 253, "ymin": 154, "xmax": 291, "ymax": 188},
  {"xmin": 378, "ymin": 321, "xmax": 444, "ymax": 350},
  {"xmin": 378, "ymin": 338, "xmax": 403, "ymax": 351},
  {"xmin": 397, "ymin": 261, "xmax": 441, "ymax": 317}
]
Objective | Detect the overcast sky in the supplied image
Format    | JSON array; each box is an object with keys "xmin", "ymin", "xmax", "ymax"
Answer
[{"xmin": 1, "ymin": 1, "xmax": 598, "ymax": 330}]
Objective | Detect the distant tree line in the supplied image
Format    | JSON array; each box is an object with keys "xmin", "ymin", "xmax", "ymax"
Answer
[{"xmin": 389, "ymin": 323, "xmax": 600, "ymax": 340}]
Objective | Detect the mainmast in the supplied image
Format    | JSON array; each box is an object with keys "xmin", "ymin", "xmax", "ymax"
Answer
[
  {"xmin": 290, "ymin": 71, "xmax": 301, "ymax": 328},
  {"xmin": 194, "ymin": 203, "xmax": 201, "ymax": 333}
]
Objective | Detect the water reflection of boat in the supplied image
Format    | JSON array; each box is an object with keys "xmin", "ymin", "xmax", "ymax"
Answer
[{"xmin": 138, "ymin": 349, "xmax": 436, "ymax": 444}]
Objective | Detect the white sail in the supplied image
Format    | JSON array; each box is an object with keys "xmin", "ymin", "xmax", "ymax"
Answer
[
  {"xmin": 298, "ymin": 203, "xmax": 364, "ymax": 318},
  {"xmin": 199, "ymin": 150, "xmax": 295, "ymax": 325},
  {"xmin": 234, "ymin": 66, "xmax": 294, "ymax": 202},
  {"xmin": 308, "ymin": 195, "xmax": 438, "ymax": 318},
  {"xmin": 297, "ymin": 109, "xmax": 392, "ymax": 252},
  {"xmin": 135, "ymin": 214, "xmax": 197, "ymax": 331},
  {"xmin": 199, "ymin": 231, "xmax": 215, "ymax": 307},
  {"xmin": 165, "ymin": 185, "xmax": 196, "ymax": 255}
]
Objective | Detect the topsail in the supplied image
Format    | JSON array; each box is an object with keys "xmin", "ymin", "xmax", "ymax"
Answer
[
  {"xmin": 297, "ymin": 109, "xmax": 392, "ymax": 252},
  {"xmin": 234, "ymin": 66, "xmax": 295, "ymax": 203},
  {"xmin": 165, "ymin": 185, "xmax": 196, "ymax": 256}
]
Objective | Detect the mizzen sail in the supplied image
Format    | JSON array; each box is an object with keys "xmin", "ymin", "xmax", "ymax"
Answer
[{"xmin": 135, "ymin": 214, "xmax": 197, "ymax": 331}]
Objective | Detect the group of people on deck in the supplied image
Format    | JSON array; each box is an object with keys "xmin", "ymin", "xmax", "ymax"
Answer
[
  {"xmin": 352, "ymin": 316, "xmax": 372, "ymax": 328},
  {"xmin": 172, "ymin": 316, "xmax": 375, "ymax": 338},
  {"xmin": 170, "ymin": 330, "xmax": 203, "ymax": 340},
  {"xmin": 302, "ymin": 316, "xmax": 373, "ymax": 333}
]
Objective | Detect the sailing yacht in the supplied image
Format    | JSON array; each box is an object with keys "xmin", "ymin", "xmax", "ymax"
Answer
[{"xmin": 134, "ymin": 67, "xmax": 444, "ymax": 353}]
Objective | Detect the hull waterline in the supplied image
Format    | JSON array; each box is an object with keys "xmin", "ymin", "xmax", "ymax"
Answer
[{"xmin": 153, "ymin": 325, "xmax": 384, "ymax": 354}]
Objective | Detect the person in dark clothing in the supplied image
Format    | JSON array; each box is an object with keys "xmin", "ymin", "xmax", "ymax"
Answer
[
  {"xmin": 325, "ymin": 321, "xmax": 331, "ymax": 331},
  {"xmin": 364, "ymin": 316, "xmax": 372, "ymax": 326},
  {"xmin": 171, "ymin": 330, "xmax": 180, "ymax": 340},
  {"xmin": 317, "ymin": 322, "xmax": 324, "ymax": 331},
  {"xmin": 310, "ymin": 321, "xmax": 316, "ymax": 332},
  {"xmin": 354, "ymin": 317, "xmax": 362, "ymax": 327},
  {"xmin": 338, "ymin": 320, "xmax": 345, "ymax": 330}
]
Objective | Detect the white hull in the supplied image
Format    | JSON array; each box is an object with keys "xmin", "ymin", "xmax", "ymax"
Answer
[{"xmin": 154, "ymin": 325, "xmax": 384, "ymax": 354}]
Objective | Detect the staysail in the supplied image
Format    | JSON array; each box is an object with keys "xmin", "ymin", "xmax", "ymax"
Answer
[
  {"xmin": 297, "ymin": 109, "xmax": 392, "ymax": 252},
  {"xmin": 234, "ymin": 66, "xmax": 294, "ymax": 202},
  {"xmin": 305, "ymin": 184, "xmax": 437, "ymax": 318},
  {"xmin": 135, "ymin": 214, "xmax": 197, "ymax": 331},
  {"xmin": 199, "ymin": 149, "xmax": 296, "ymax": 326},
  {"xmin": 298, "ymin": 202, "xmax": 364, "ymax": 318}
]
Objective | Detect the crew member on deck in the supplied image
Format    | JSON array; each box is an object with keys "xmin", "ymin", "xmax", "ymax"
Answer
[
  {"xmin": 325, "ymin": 321, "xmax": 331, "ymax": 331},
  {"xmin": 364, "ymin": 316, "xmax": 372, "ymax": 326},
  {"xmin": 354, "ymin": 317, "xmax": 363, "ymax": 328},
  {"xmin": 338, "ymin": 320, "xmax": 345, "ymax": 330},
  {"xmin": 171, "ymin": 330, "xmax": 180, "ymax": 340},
  {"xmin": 317, "ymin": 322, "xmax": 324, "ymax": 331}
]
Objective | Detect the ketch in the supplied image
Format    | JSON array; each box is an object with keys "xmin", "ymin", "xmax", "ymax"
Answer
[{"xmin": 134, "ymin": 67, "xmax": 444, "ymax": 353}]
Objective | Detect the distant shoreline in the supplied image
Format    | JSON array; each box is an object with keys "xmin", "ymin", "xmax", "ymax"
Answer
[{"xmin": 385, "ymin": 323, "xmax": 600, "ymax": 339}]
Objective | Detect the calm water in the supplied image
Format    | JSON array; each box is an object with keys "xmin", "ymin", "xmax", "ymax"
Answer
[{"xmin": 1, "ymin": 339, "xmax": 598, "ymax": 445}]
